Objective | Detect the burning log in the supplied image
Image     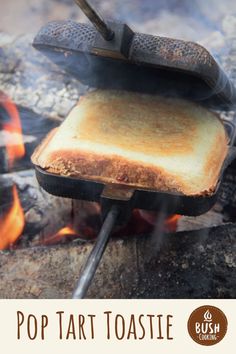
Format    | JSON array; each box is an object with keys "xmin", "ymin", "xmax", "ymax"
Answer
[
  {"xmin": 0, "ymin": 169, "xmax": 72, "ymax": 248},
  {"xmin": 0, "ymin": 87, "xmax": 62, "ymax": 174},
  {"xmin": 0, "ymin": 185, "xmax": 24, "ymax": 249},
  {"xmin": 0, "ymin": 92, "xmax": 25, "ymax": 168},
  {"xmin": 0, "ymin": 223, "xmax": 235, "ymax": 299},
  {"xmin": 0, "ymin": 88, "xmax": 74, "ymax": 247}
]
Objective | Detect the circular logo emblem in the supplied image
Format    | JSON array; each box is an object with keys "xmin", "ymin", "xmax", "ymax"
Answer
[{"xmin": 187, "ymin": 305, "xmax": 228, "ymax": 346}]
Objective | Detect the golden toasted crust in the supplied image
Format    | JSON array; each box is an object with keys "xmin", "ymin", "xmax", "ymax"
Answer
[{"xmin": 32, "ymin": 90, "xmax": 228, "ymax": 196}]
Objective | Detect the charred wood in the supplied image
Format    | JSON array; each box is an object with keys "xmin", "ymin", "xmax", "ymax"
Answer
[
  {"xmin": 0, "ymin": 169, "xmax": 72, "ymax": 247},
  {"xmin": 0, "ymin": 223, "xmax": 235, "ymax": 298}
]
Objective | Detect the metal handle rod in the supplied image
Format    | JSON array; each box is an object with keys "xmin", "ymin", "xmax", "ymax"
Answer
[
  {"xmin": 74, "ymin": 0, "xmax": 114, "ymax": 40},
  {"xmin": 72, "ymin": 205, "xmax": 119, "ymax": 299}
]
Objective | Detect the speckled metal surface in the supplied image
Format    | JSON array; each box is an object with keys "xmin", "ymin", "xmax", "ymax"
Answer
[{"xmin": 33, "ymin": 20, "xmax": 236, "ymax": 106}]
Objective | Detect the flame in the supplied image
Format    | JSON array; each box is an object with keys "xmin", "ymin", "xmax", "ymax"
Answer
[
  {"xmin": 38, "ymin": 211, "xmax": 181, "ymax": 247},
  {"xmin": 0, "ymin": 92, "xmax": 25, "ymax": 168},
  {"xmin": 42, "ymin": 225, "xmax": 78, "ymax": 246},
  {"xmin": 0, "ymin": 185, "xmax": 25, "ymax": 250},
  {"xmin": 165, "ymin": 214, "xmax": 181, "ymax": 232},
  {"xmin": 137, "ymin": 210, "xmax": 181, "ymax": 232}
]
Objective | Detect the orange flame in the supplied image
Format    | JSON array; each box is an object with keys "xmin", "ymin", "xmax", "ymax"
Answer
[
  {"xmin": 165, "ymin": 214, "xmax": 181, "ymax": 232},
  {"xmin": 0, "ymin": 185, "xmax": 25, "ymax": 250},
  {"xmin": 0, "ymin": 92, "xmax": 25, "ymax": 168},
  {"xmin": 0, "ymin": 92, "xmax": 25, "ymax": 248},
  {"xmin": 137, "ymin": 209, "xmax": 181, "ymax": 232},
  {"xmin": 42, "ymin": 225, "xmax": 78, "ymax": 246},
  {"xmin": 39, "ymin": 212, "xmax": 181, "ymax": 247}
]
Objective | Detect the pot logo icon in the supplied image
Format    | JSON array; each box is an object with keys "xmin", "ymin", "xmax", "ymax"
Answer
[{"xmin": 187, "ymin": 305, "xmax": 227, "ymax": 346}]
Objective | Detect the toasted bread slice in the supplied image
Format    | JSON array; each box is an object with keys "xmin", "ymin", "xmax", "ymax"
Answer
[{"xmin": 32, "ymin": 90, "xmax": 228, "ymax": 196}]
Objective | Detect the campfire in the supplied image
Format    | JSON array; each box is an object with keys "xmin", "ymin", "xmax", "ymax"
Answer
[
  {"xmin": 0, "ymin": 93, "xmax": 25, "ymax": 250},
  {"xmin": 0, "ymin": 92, "xmax": 25, "ymax": 168},
  {"xmin": 0, "ymin": 0, "xmax": 236, "ymax": 299},
  {"xmin": 0, "ymin": 185, "xmax": 24, "ymax": 250}
]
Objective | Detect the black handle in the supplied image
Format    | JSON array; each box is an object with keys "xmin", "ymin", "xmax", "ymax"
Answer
[{"xmin": 74, "ymin": 0, "xmax": 114, "ymax": 40}]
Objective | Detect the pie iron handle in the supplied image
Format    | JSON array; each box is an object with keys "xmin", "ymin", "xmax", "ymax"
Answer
[{"xmin": 101, "ymin": 184, "xmax": 135, "ymax": 225}]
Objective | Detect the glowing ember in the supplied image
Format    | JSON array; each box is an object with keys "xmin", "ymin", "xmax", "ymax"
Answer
[
  {"xmin": 137, "ymin": 209, "xmax": 181, "ymax": 232},
  {"xmin": 40, "ymin": 209, "xmax": 181, "ymax": 246},
  {"xmin": 0, "ymin": 92, "xmax": 25, "ymax": 168},
  {"xmin": 165, "ymin": 214, "xmax": 181, "ymax": 232},
  {"xmin": 41, "ymin": 225, "xmax": 78, "ymax": 245},
  {"xmin": 0, "ymin": 185, "xmax": 25, "ymax": 250}
]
